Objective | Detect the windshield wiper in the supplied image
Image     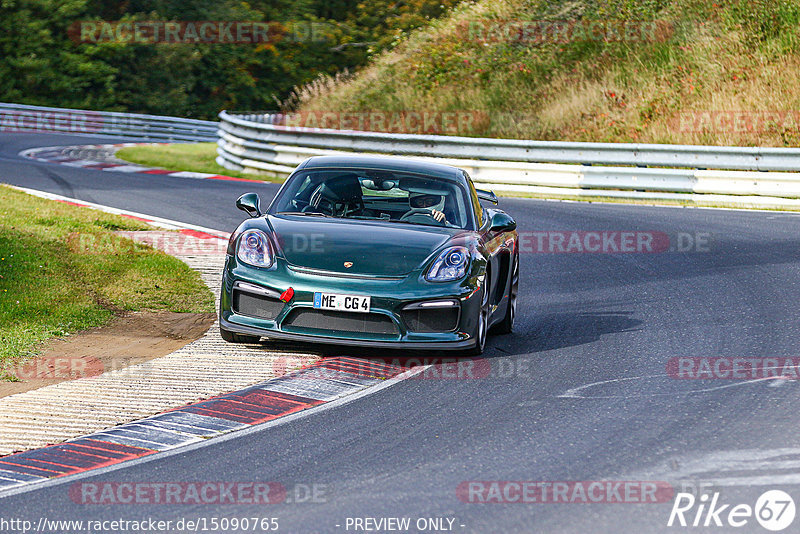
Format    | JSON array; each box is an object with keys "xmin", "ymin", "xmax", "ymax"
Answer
[
  {"xmin": 379, "ymin": 218, "xmax": 457, "ymax": 228},
  {"xmin": 370, "ymin": 218, "xmax": 431, "ymax": 227},
  {"xmin": 349, "ymin": 215, "xmax": 393, "ymax": 221},
  {"xmin": 276, "ymin": 211, "xmax": 333, "ymax": 218}
]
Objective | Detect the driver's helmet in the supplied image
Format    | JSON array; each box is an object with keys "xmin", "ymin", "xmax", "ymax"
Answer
[{"xmin": 409, "ymin": 192, "xmax": 445, "ymax": 213}]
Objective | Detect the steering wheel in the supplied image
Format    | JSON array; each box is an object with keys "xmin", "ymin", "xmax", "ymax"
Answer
[
  {"xmin": 400, "ymin": 208, "xmax": 445, "ymax": 226},
  {"xmin": 302, "ymin": 185, "xmax": 334, "ymax": 215}
]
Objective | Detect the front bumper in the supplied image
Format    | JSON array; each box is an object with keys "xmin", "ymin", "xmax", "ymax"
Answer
[
  {"xmin": 219, "ymin": 315, "xmax": 476, "ymax": 350},
  {"xmin": 219, "ymin": 255, "xmax": 482, "ymax": 350}
]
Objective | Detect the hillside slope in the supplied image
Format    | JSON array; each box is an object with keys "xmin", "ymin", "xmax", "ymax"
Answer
[{"xmin": 295, "ymin": 0, "xmax": 800, "ymax": 146}]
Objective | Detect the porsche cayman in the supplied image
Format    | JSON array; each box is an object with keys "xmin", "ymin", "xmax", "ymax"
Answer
[{"xmin": 219, "ymin": 155, "xmax": 518, "ymax": 355}]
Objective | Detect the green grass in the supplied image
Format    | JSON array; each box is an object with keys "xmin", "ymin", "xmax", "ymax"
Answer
[
  {"xmin": 0, "ymin": 185, "xmax": 214, "ymax": 372},
  {"xmin": 116, "ymin": 143, "xmax": 284, "ymax": 183}
]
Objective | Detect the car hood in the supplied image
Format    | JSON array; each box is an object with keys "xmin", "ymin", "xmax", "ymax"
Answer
[{"xmin": 267, "ymin": 215, "xmax": 461, "ymax": 276}]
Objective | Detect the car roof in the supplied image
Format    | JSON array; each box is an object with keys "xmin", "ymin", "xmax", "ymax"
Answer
[{"xmin": 298, "ymin": 155, "xmax": 466, "ymax": 181}]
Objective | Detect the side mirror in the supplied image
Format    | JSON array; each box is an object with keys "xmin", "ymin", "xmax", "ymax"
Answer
[
  {"xmin": 476, "ymin": 189, "xmax": 498, "ymax": 204},
  {"xmin": 490, "ymin": 211, "xmax": 516, "ymax": 233},
  {"xmin": 236, "ymin": 192, "xmax": 262, "ymax": 218}
]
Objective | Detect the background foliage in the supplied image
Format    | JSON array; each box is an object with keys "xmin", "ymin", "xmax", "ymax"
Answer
[{"xmin": 0, "ymin": 0, "xmax": 462, "ymax": 119}]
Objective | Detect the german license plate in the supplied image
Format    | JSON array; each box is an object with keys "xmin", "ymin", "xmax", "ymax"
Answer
[{"xmin": 313, "ymin": 292, "xmax": 371, "ymax": 313}]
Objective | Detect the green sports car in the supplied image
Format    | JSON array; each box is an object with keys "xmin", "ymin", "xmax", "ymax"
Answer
[{"xmin": 219, "ymin": 155, "xmax": 518, "ymax": 355}]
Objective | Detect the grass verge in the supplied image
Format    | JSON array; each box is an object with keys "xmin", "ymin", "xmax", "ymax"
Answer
[
  {"xmin": 116, "ymin": 143, "xmax": 284, "ymax": 183},
  {"xmin": 0, "ymin": 185, "xmax": 214, "ymax": 373}
]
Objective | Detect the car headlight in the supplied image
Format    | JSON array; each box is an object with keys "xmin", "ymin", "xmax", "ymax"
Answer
[
  {"xmin": 426, "ymin": 246, "xmax": 469, "ymax": 282},
  {"xmin": 236, "ymin": 229, "xmax": 274, "ymax": 268}
]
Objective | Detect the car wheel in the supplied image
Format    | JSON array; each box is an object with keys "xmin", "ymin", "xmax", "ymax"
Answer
[
  {"xmin": 466, "ymin": 283, "xmax": 490, "ymax": 356},
  {"xmin": 492, "ymin": 252, "xmax": 518, "ymax": 335},
  {"xmin": 220, "ymin": 326, "xmax": 261, "ymax": 344}
]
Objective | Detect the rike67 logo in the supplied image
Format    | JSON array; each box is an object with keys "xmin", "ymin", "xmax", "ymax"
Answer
[{"xmin": 668, "ymin": 490, "xmax": 795, "ymax": 531}]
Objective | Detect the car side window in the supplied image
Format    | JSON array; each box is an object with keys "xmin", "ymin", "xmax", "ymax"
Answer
[{"xmin": 464, "ymin": 172, "xmax": 484, "ymax": 228}]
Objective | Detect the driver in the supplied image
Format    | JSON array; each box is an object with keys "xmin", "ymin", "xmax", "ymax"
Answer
[{"xmin": 409, "ymin": 193, "xmax": 448, "ymax": 223}]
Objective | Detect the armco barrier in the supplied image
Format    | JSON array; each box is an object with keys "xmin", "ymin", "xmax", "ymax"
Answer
[
  {"xmin": 5, "ymin": 102, "xmax": 800, "ymax": 207},
  {"xmin": 216, "ymin": 110, "xmax": 800, "ymax": 206},
  {"xmin": 217, "ymin": 111, "xmax": 800, "ymax": 171},
  {"xmin": 0, "ymin": 102, "xmax": 217, "ymax": 142}
]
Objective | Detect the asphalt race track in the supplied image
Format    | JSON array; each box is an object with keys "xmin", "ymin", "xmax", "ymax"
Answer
[{"xmin": 2, "ymin": 132, "xmax": 800, "ymax": 533}]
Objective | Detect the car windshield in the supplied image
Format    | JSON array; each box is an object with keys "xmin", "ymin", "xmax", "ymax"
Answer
[{"xmin": 270, "ymin": 168, "xmax": 472, "ymax": 229}]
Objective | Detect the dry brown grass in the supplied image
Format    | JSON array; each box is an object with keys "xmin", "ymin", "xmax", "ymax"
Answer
[{"xmin": 293, "ymin": 0, "xmax": 800, "ymax": 147}]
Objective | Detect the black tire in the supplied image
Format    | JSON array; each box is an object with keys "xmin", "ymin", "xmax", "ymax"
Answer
[
  {"xmin": 492, "ymin": 252, "xmax": 519, "ymax": 335},
  {"xmin": 465, "ymin": 282, "xmax": 490, "ymax": 356},
  {"xmin": 219, "ymin": 326, "xmax": 261, "ymax": 344}
]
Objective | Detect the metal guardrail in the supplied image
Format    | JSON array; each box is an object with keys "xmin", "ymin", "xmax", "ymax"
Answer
[
  {"xmin": 0, "ymin": 102, "xmax": 217, "ymax": 142},
  {"xmin": 216, "ymin": 110, "xmax": 800, "ymax": 205},
  {"xmin": 5, "ymin": 103, "xmax": 800, "ymax": 206},
  {"xmin": 218, "ymin": 110, "xmax": 800, "ymax": 172}
]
